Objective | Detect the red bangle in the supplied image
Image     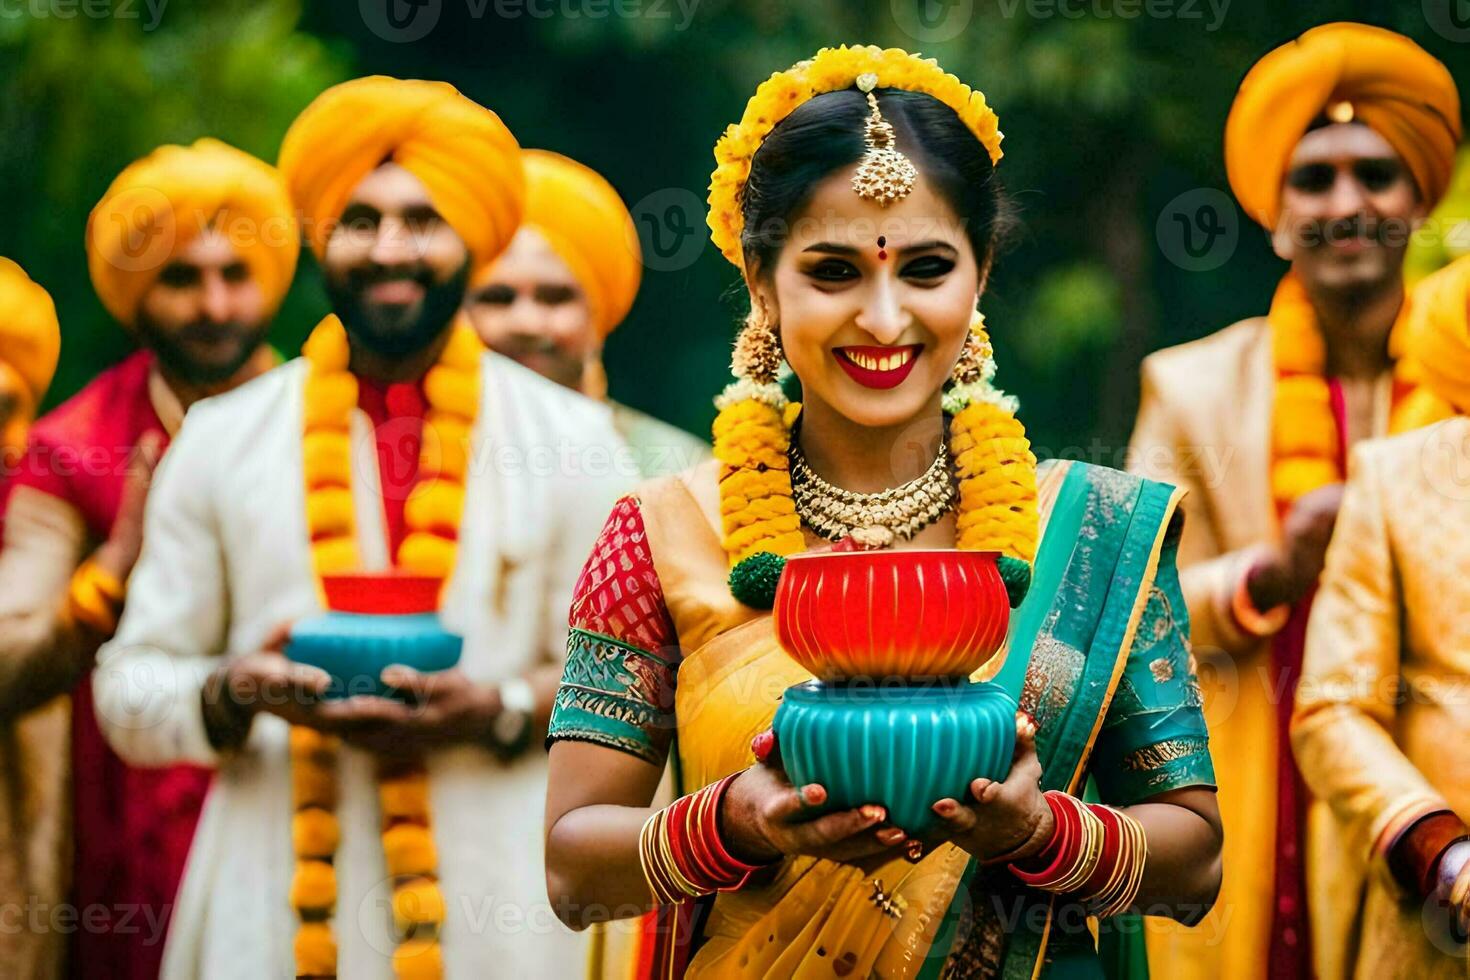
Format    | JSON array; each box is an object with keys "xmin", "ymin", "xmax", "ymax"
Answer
[
  {"xmin": 705, "ymin": 773, "xmax": 767, "ymax": 890},
  {"xmin": 1011, "ymin": 792, "xmax": 1078, "ymax": 885},
  {"xmin": 1078, "ymin": 804, "xmax": 1122, "ymax": 896},
  {"xmin": 656, "ymin": 773, "xmax": 769, "ymax": 898}
]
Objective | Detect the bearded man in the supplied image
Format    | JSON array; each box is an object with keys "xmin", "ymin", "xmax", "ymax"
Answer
[
  {"xmin": 0, "ymin": 139, "xmax": 297, "ymax": 980},
  {"xmin": 93, "ymin": 77, "xmax": 630, "ymax": 978}
]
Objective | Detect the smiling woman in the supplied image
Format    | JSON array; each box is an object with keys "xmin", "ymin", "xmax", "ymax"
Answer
[{"xmin": 542, "ymin": 45, "xmax": 1221, "ymax": 980}]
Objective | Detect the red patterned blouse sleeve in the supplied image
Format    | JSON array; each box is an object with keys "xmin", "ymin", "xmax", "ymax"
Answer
[{"xmin": 549, "ymin": 495, "xmax": 680, "ymax": 764}]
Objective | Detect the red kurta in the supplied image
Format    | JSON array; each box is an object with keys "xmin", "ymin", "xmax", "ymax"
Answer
[{"xmin": 6, "ymin": 351, "xmax": 210, "ymax": 980}]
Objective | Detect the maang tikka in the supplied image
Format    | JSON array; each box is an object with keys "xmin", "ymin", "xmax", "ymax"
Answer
[{"xmin": 851, "ymin": 73, "xmax": 918, "ymax": 206}]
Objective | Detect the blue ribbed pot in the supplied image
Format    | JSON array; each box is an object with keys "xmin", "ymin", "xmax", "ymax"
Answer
[
  {"xmin": 286, "ymin": 611, "xmax": 463, "ymax": 699},
  {"xmin": 772, "ymin": 680, "xmax": 1017, "ymax": 835}
]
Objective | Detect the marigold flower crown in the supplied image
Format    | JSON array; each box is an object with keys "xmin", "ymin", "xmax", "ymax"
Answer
[
  {"xmin": 708, "ymin": 46, "xmax": 1037, "ymax": 612},
  {"xmin": 706, "ymin": 44, "xmax": 1003, "ymax": 269}
]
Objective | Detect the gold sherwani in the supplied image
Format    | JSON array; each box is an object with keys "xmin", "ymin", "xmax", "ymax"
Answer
[
  {"xmin": 1293, "ymin": 418, "xmax": 1470, "ymax": 979},
  {"xmin": 1128, "ymin": 316, "xmax": 1398, "ymax": 978}
]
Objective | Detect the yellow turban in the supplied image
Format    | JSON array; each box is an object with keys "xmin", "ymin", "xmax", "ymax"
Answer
[
  {"xmin": 1225, "ymin": 22, "xmax": 1461, "ymax": 229},
  {"xmin": 0, "ymin": 257, "xmax": 60, "ymax": 410},
  {"xmin": 278, "ymin": 76, "xmax": 525, "ymax": 270},
  {"xmin": 86, "ymin": 138, "xmax": 299, "ymax": 328},
  {"xmin": 1404, "ymin": 254, "xmax": 1470, "ymax": 414},
  {"xmin": 473, "ymin": 150, "xmax": 642, "ymax": 339}
]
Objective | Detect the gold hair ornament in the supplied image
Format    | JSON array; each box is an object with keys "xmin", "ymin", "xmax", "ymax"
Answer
[{"xmin": 851, "ymin": 73, "xmax": 918, "ymax": 205}]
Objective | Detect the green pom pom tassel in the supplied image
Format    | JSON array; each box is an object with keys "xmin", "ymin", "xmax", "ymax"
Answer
[
  {"xmin": 729, "ymin": 552, "xmax": 787, "ymax": 609},
  {"xmin": 997, "ymin": 556, "xmax": 1032, "ymax": 608}
]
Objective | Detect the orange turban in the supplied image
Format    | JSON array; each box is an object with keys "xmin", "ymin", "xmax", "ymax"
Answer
[
  {"xmin": 1404, "ymin": 254, "xmax": 1470, "ymax": 414},
  {"xmin": 473, "ymin": 150, "xmax": 642, "ymax": 339},
  {"xmin": 0, "ymin": 257, "xmax": 60, "ymax": 410},
  {"xmin": 1225, "ymin": 22, "xmax": 1461, "ymax": 229},
  {"xmin": 278, "ymin": 76, "xmax": 525, "ymax": 270},
  {"xmin": 86, "ymin": 138, "xmax": 299, "ymax": 328}
]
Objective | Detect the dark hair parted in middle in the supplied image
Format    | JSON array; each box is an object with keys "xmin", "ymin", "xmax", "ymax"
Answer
[{"xmin": 738, "ymin": 88, "xmax": 1012, "ymax": 276}]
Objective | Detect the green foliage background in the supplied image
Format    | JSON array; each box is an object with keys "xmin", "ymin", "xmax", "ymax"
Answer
[{"xmin": 3, "ymin": 0, "xmax": 1468, "ymax": 458}]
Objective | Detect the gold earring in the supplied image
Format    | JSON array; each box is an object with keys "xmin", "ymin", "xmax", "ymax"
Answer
[
  {"xmin": 950, "ymin": 309, "xmax": 995, "ymax": 386},
  {"xmin": 732, "ymin": 303, "xmax": 783, "ymax": 386}
]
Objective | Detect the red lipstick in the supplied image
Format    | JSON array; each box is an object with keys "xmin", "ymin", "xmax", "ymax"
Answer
[{"xmin": 833, "ymin": 345, "xmax": 922, "ymax": 390}]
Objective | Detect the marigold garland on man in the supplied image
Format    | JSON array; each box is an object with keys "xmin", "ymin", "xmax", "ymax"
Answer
[
  {"xmin": 1128, "ymin": 22, "xmax": 1460, "ymax": 980},
  {"xmin": 91, "ymin": 76, "xmax": 631, "ymax": 979}
]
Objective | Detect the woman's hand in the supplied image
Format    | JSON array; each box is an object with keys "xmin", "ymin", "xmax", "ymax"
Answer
[
  {"xmin": 926, "ymin": 713, "xmax": 1054, "ymax": 863},
  {"xmin": 719, "ymin": 730, "xmax": 908, "ymax": 865}
]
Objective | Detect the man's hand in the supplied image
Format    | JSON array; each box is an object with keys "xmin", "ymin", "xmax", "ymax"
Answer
[
  {"xmin": 202, "ymin": 622, "xmax": 334, "ymax": 749},
  {"xmin": 311, "ymin": 667, "xmax": 501, "ymax": 758},
  {"xmin": 1248, "ymin": 482, "xmax": 1345, "ymax": 611},
  {"xmin": 95, "ymin": 431, "xmax": 164, "ymax": 582}
]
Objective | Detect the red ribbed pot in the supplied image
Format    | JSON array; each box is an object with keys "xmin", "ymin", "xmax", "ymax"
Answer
[{"xmin": 773, "ymin": 550, "xmax": 1010, "ymax": 681}]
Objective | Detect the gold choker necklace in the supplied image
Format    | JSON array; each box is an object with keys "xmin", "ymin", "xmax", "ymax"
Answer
[{"xmin": 789, "ymin": 438, "xmax": 956, "ymax": 548}]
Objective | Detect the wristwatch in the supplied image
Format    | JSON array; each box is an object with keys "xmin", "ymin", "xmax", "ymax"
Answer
[{"xmin": 490, "ymin": 676, "xmax": 535, "ymax": 757}]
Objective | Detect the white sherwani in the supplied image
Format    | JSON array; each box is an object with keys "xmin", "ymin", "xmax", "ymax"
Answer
[{"xmin": 93, "ymin": 353, "xmax": 634, "ymax": 979}]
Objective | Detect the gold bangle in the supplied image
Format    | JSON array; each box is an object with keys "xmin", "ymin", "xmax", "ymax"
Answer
[
  {"xmin": 66, "ymin": 558, "xmax": 126, "ymax": 635},
  {"xmin": 1051, "ymin": 796, "xmax": 1105, "ymax": 894},
  {"xmin": 1094, "ymin": 810, "xmax": 1148, "ymax": 918}
]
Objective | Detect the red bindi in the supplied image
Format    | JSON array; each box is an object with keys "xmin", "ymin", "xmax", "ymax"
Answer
[{"xmin": 877, "ymin": 235, "xmax": 887, "ymax": 260}]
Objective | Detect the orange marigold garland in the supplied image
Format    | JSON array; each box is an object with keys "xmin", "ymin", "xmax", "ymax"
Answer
[
  {"xmin": 292, "ymin": 314, "xmax": 480, "ymax": 979},
  {"xmin": 1268, "ymin": 272, "xmax": 1452, "ymax": 515}
]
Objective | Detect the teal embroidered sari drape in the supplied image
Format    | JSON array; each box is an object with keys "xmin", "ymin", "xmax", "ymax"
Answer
[{"xmin": 919, "ymin": 459, "xmax": 1213, "ymax": 979}]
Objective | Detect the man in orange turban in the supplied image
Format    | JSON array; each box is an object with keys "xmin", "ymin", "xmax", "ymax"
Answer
[
  {"xmin": 1292, "ymin": 252, "xmax": 1470, "ymax": 978},
  {"xmin": 92, "ymin": 77, "xmax": 630, "ymax": 979},
  {"xmin": 1128, "ymin": 22, "xmax": 1461, "ymax": 980},
  {"xmin": 0, "ymin": 138, "xmax": 296, "ymax": 980},
  {"xmin": 464, "ymin": 149, "xmax": 706, "ymax": 478},
  {"xmin": 0, "ymin": 257, "xmax": 61, "ymax": 979},
  {"xmin": 0, "ymin": 257, "xmax": 60, "ymax": 468}
]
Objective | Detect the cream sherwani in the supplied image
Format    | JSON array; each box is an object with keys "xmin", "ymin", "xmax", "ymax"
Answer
[
  {"xmin": 1293, "ymin": 418, "xmax": 1470, "ymax": 979},
  {"xmin": 1128, "ymin": 316, "xmax": 1398, "ymax": 978},
  {"xmin": 92, "ymin": 352, "xmax": 633, "ymax": 979}
]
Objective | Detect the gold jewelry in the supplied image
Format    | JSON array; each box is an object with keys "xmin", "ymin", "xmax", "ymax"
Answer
[
  {"xmin": 789, "ymin": 436, "xmax": 955, "ymax": 548},
  {"xmin": 732, "ymin": 305, "xmax": 783, "ymax": 386},
  {"xmin": 950, "ymin": 310, "xmax": 996, "ymax": 386},
  {"xmin": 868, "ymin": 877, "xmax": 908, "ymax": 919},
  {"xmin": 851, "ymin": 74, "xmax": 917, "ymax": 206},
  {"xmin": 66, "ymin": 558, "xmax": 126, "ymax": 635}
]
